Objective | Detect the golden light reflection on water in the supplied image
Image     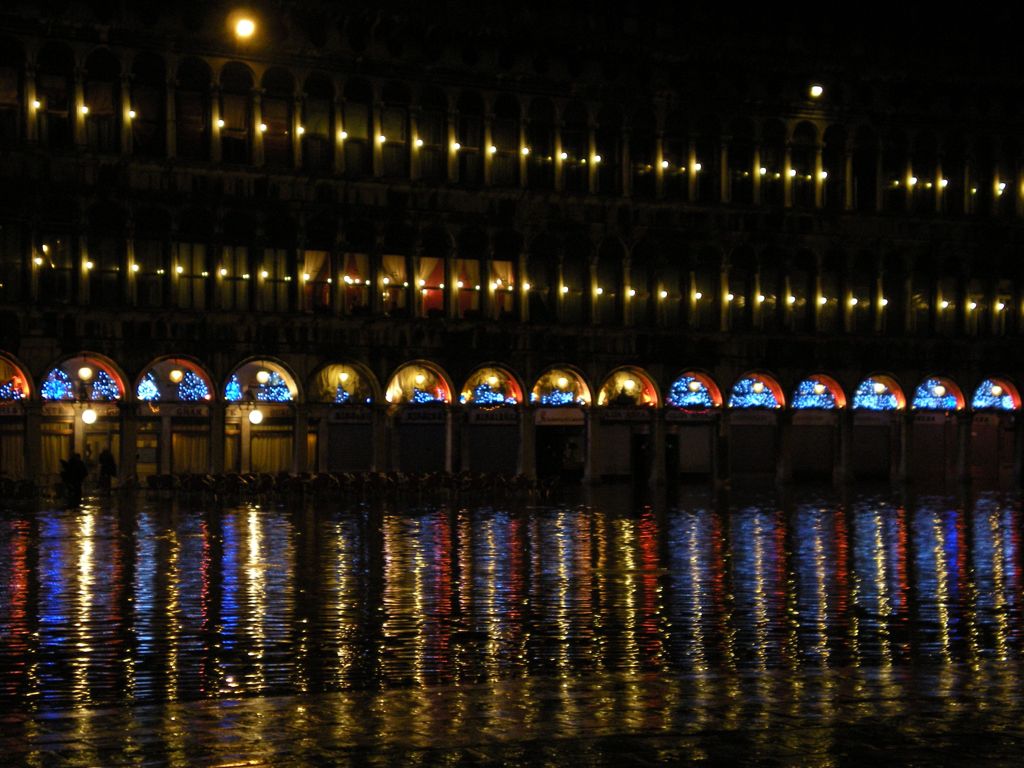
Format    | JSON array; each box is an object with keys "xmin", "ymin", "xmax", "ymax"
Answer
[{"xmin": 1, "ymin": 493, "xmax": 1023, "ymax": 724}]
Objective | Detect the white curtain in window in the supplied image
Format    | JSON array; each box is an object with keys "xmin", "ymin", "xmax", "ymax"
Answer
[
  {"xmin": 251, "ymin": 431, "xmax": 292, "ymax": 473},
  {"xmin": 172, "ymin": 432, "xmax": 209, "ymax": 474}
]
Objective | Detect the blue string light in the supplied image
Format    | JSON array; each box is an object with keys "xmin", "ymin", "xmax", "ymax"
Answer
[
  {"xmin": 255, "ymin": 371, "xmax": 293, "ymax": 402},
  {"xmin": 539, "ymin": 389, "xmax": 576, "ymax": 406},
  {"xmin": 0, "ymin": 378, "xmax": 25, "ymax": 401},
  {"xmin": 971, "ymin": 379, "xmax": 1016, "ymax": 411},
  {"xmin": 334, "ymin": 385, "xmax": 351, "ymax": 404},
  {"xmin": 912, "ymin": 378, "xmax": 958, "ymax": 411},
  {"xmin": 728, "ymin": 377, "xmax": 780, "ymax": 409},
  {"xmin": 178, "ymin": 370, "xmax": 210, "ymax": 401},
  {"xmin": 791, "ymin": 378, "xmax": 837, "ymax": 410},
  {"xmin": 40, "ymin": 368, "xmax": 74, "ymax": 401},
  {"xmin": 136, "ymin": 372, "xmax": 160, "ymax": 401},
  {"xmin": 90, "ymin": 370, "xmax": 121, "ymax": 401},
  {"xmin": 411, "ymin": 387, "xmax": 442, "ymax": 404},
  {"xmin": 666, "ymin": 376, "xmax": 715, "ymax": 409},
  {"xmin": 852, "ymin": 378, "xmax": 899, "ymax": 411},
  {"xmin": 467, "ymin": 382, "xmax": 517, "ymax": 405},
  {"xmin": 225, "ymin": 374, "xmax": 243, "ymax": 402}
]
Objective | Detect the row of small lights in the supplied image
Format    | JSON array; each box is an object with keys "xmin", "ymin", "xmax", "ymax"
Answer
[{"xmin": 26, "ymin": 253, "xmax": 1014, "ymax": 313}]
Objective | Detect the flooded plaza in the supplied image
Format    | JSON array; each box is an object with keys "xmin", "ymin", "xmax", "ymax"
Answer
[{"xmin": 1, "ymin": 488, "xmax": 1023, "ymax": 765}]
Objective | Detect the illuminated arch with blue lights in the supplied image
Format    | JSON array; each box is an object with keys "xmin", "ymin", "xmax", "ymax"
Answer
[
  {"xmin": 791, "ymin": 374, "xmax": 847, "ymax": 410},
  {"xmin": 0, "ymin": 352, "xmax": 31, "ymax": 401},
  {"xmin": 728, "ymin": 372, "xmax": 784, "ymax": 409},
  {"xmin": 224, "ymin": 358, "xmax": 299, "ymax": 403},
  {"xmin": 460, "ymin": 364, "xmax": 523, "ymax": 406},
  {"xmin": 531, "ymin": 366, "xmax": 592, "ymax": 407},
  {"xmin": 40, "ymin": 353, "xmax": 125, "ymax": 402},
  {"xmin": 971, "ymin": 377, "xmax": 1020, "ymax": 411},
  {"xmin": 386, "ymin": 360, "xmax": 452, "ymax": 405},
  {"xmin": 309, "ymin": 362, "xmax": 379, "ymax": 405},
  {"xmin": 852, "ymin": 374, "xmax": 905, "ymax": 411},
  {"xmin": 597, "ymin": 367, "xmax": 659, "ymax": 407},
  {"xmin": 135, "ymin": 357, "xmax": 215, "ymax": 403},
  {"xmin": 665, "ymin": 370, "xmax": 722, "ymax": 411},
  {"xmin": 911, "ymin": 376, "xmax": 964, "ymax": 411}
]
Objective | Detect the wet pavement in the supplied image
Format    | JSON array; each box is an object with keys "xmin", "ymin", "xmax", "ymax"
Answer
[{"xmin": 1, "ymin": 489, "xmax": 1022, "ymax": 765}]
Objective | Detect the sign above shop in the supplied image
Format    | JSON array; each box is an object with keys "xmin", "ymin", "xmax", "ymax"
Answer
[{"xmin": 535, "ymin": 407, "xmax": 584, "ymax": 426}]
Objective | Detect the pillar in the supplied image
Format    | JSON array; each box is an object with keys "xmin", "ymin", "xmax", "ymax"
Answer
[
  {"xmin": 371, "ymin": 96, "xmax": 383, "ymax": 177},
  {"xmin": 240, "ymin": 408, "xmax": 252, "ymax": 472},
  {"xmin": 293, "ymin": 404, "xmax": 308, "ymax": 475},
  {"xmin": 209, "ymin": 86, "xmax": 222, "ymax": 163},
  {"xmin": 956, "ymin": 410, "xmax": 971, "ymax": 485},
  {"xmin": 119, "ymin": 74, "xmax": 132, "ymax": 155},
  {"xmin": 333, "ymin": 96, "xmax": 345, "ymax": 175},
  {"xmin": 649, "ymin": 411, "xmax": 665, "ymax": 486},
  {"xmin": 24, "ymin": 403, "xmax": 42, "ymax": 483},
  {"xmin": 292, "ymin": 94, "xmax": 303, "ymax": 169},
  {"xmin": 73, "ymin": 67, "xmax": 86, "ymax": 146},
  {"xmin": 844, "ymin": 151, "xmax": 854, "ymax": 210},
  {"xmin": 409, "ymin": 106, "xmax": 421, "ymax": 180},
  {"xmin": 447, "ymin": 106, "xmax": 459, "ymax": 182},
  {"xmin": 483, "ymin": 106, "xmax": 495, "ymax": 186},
  {"xmin": 164, "ymin": 74, "xmax": 177, "ymax": 158},
  {"xmin": 519, "ymin": 117, "xmax": 529, "ymax": 189},
  {"xmin": 813, "ymin": 144, "xmax": 824, "ymax": 208},
  {"xmin": 251, "ymin": 88, "xmax": 264, "ymax": 166},
  {"xmin": 783, "ymin": 143, "xmax": 794, "ymax": 207},
  {"xmin": 24, "ymin": 64, "xmax": 37, "ymax": 143},
  {"xmin": 587, "ymin": 118, "xmax": 598, "ymax": 193},
  {"xmin": 752, "ymin": 142, "xmax": 763, "ymax": 204},
  {"xmin": 687, "ymin": 137, "xmax": 698, "ymax": 201},
  {"xmin": 620, "ymin": 128, "xmax": 631, "ymax": 197},
  {"xmin": 210, "ymin": 405, "xmax": 225, "ymax": 474},
  {"xmin": 518, "ymin": 406, "xmax": 536, "ymax": 480},
  {"xmin": 159, "ymin": 414, "xmax": 172, "ymax": 474},
  {"xmin": 719, "ymin": 140, "xmax": 730, "ymax": 204},
  {"xmin": 120, "ymin": 406, "xmax": 138, "ymax": 482}
]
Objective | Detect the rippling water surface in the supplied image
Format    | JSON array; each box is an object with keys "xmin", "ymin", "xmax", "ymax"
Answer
[{"xmin": 1, "ymin": 490, "xmax": 1023, "ymax": 763}]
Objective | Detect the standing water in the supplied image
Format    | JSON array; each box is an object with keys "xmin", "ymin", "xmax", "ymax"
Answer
[{"xmin": 1, "ymin": 489, "xmax": 1023, "ymax": 764}]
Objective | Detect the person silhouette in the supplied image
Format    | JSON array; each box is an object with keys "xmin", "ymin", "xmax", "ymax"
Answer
[
  {"xmin": 99, "ymin": 447, "xmax": 117, "ymax": 494},
  {"xmin": 60, "ymin": 452, "xmax": 87, "ymax": 506}
]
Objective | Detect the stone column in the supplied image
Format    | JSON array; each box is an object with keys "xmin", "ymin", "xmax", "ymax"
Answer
[
  {"xmin": 120, "ymin": 405, "xmax": 138, "ymax": 482},
  {"xmin": 210, "ymin": 404, "xmax": 225, "ymax": 474},
  {"xmin": 554, "ymin": 115, "xmax": 565, "ymax": 192},
  {"xmin": 209, "ymin": 86, "xmax": 222, "ymax": 163},
  {"xmin": 119, "ymin": 74, "xmax": 132, "ymax": 155},
  {"xmin": 240, "ymin": 408, "xmax": 252, "ymax": 473},
  {"xmin": 409, "ymin": 106, "xmax": 421, "ymax": 180},
  {"xmin": 587, "ymin": 118, "xmax": 598, "ymax": 194},
  {"xmin": 519, "ymin": 117, "xmax": 529, "ymax": 189},
  {"xmin": 447, "ymin": 106, "xmax": 459, "ymax": 182},
  {"xmin": 654, "ymin": 131, "xmax": 665, "ymax": 199},
  {"xmin": 371, "ymin": 96, "xmax": 384, "ymax": 177},
  {"xmin": 159, "ymin": 414, "xmax": 172, "ymax": 474},
  {"xmin": 956, "ymin": 410, "xmax": 971, "ymax": 485},
  {"xmin": 518, "ymin": 406, "xmax": 536, "ymax": 479},
  {"xmin": 333, "ymin": 97, "xmax": 345, "ymax": 175},
  {"xmin": 24, "ymin": 64, "xmax": 37, "ymax": 143},
  {"xmin": 164, "ymin": 75, "xmax": 177, "ymax": 158},
  {"xmin": 620, "ymin": 128, "xmax": 631, "ymax": 197},
  {"xmin": 752, "ymin": 142, "xmax": 763, "ymax": 204},
  {"xmin": 73, "ymin": 66, "xmax": 86, "ymax": 146},
  {"xmin": 293, "ymin": 404, "xmax": 307, "ymax": 474},
  {"xmin": 292, "ymin": 94, "xmax": 303, "ymax": 169},
  {"xmin": 783, "ymin": 142, "xmax": 794, "ymax": 207},
  {"xmin": 483, "ymin": 103, "xmax": 495, "ymax": 187},
  {"xmin": 719, "ymin": 140, "xmax": 730, "ymax": 204},
  {"xmin": 687, "ymin": 137, "xmax": 698, "ymax": 201},
  {"xmin": 251, "ymin": 88, "xmax": 264, "ymax": 166},
  {"xmin": 813, "ymin": 144, "xmax": 825, "ymax": 208},
  {"xmin": 24, "ymin": 403, "xmax": 42, "ymax": 483}
]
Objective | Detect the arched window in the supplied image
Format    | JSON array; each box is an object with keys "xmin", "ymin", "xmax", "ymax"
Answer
[
  {"xmin": 911, "ymin": 376, "xmax": 964, "ymax": 411},
  {"xmin": 380, "ymin": 82, "xmax": 409, "ymax": 177},
  {"xmin": 526, "ymin": 99, "xmax": 554, "ymax": 190},
  {"xmin": 342, "ymin": 79, "xmax": 372, "ymax": 177},
  {"xmin": 531, "ymin": 368, "xmax": 591, "ymax": 407},
  {"xmin": 595, "ymin": 105, "xmax": 622, "ymax": 196},
  {"xmin": 386, "ymin": 362, "xmax": 452, "ymax": 404},
  {"xmin": 492, "ymin": 93, "xmax": 520, "ymax": 187},
  {"xmin": 225, "ymin": 360, "xmax": 297, "ymax": 403},
  {"xmin": 87, "ymin": 204, "xmax": 125, "ymax": 307},
  {"xmin": 666, "ymin": 372, "xmax": 722, "ymax": 410},
  {"xmin": 0, "ymin": 355, "xmax": 30, "ymax": 401},
  {"xmin": 418, "ymin": 87, "xmax": 447, "ymax": 182},
  {"xmin": 597, "ymin": 367, "xmax": 658, "ymax": 407},
  {"xmin": 728, "ymin": 373, "xmax": 783, "ymax": 409},
  {"xmin": 460, "ymin": 366, "xmax": 522, "ymax": 405},
  {"xmin": 562, "ymin": 102, "xmax": 589, "ymax": 195},
  {"xmin": 130, "ymin": 54, "xmax": 165, "ymax": 157},
  {"xmin": 261, "ymin": 68, "xmax": 294, "ymax": 168},
  {"xmin": 301, "ymin": 73, "xmax": 333, "ymax": 173},
  {"xmin": 629, "ymin": 106, "xmax": 656, "ymax": 199},
  {"xmin": 83, "ymin": 49, "xmax": 120, "ymax": 153},
  {"xmin": 136, "ymin": 358, "xmax": 213, "ymax": 402},
  {"xmin": 851, "ymin": 375, "xmax": 904, "ymax": 411},
  {"xmin": 36, "ymin": 43, "xmax": 74, "ymax": 149},
  {"xmin": 310, "ymin": 363, "xmax": 376, "ymax": 405},
  {"xmin": 791, "ymin": 375, "xmax": 846, "ymax": 409},
  {"xmin": 971, "ymin": 378, "xmax": 1020, "ymax": 411},
  {"xmin": 41, "ymin": 355, "xmax": 123, "ymax": 402},
  {"xmin": 456, "ymin": 91, "xmax": 484, "ymax": 187},
  {"xmin": 220, "ymin": 62, "xmax": 253, "ymax": 164},
  {"xmin": 175, "ymin": 58, "xmax": 210, "ymax": 160}
]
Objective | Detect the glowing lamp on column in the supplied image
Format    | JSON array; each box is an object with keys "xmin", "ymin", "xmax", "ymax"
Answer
[
  {"xmin": 169, "ymin": 369, "xmax": 184, "ymax": 384},
  {"xmin": 256, "ymin": 370, "xmax": 271, "ymax": 385},
  {"xmin": 82, "ymin": 407, "xmax": 98, "ymax": 425},
  {"xmin": 248, "ymin": 408, "xmax": 264, "ymax": 425}
]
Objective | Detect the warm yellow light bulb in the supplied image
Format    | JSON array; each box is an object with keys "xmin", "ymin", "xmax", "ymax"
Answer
[
  {"xmin": 235, "ymin": 18, "xmax": 256, "ymax": 38},
  {"xmin": 556, "ymin": 376, "xmax": 569, "ymax": 389},
  {"xmin": 169, "ymin": 369, "xmax": 184, "ymax": 384},
  {"xmin": 256, "ymin": 370, "xmax": 270, "ymax": 385},
  {"xmin": 623, "ymin": 379, "xmax": 636, "ymax": 391},
  {"xmin": 414, "ymin": 373, "xmax": 426, "ymax": 386}
]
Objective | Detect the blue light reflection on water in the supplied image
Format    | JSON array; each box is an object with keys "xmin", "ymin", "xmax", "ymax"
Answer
[{"xmin": 1, "ymin": 492, "xmax": 1023, "ymax": 714}]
